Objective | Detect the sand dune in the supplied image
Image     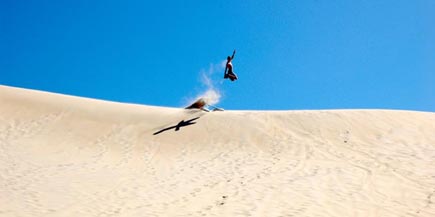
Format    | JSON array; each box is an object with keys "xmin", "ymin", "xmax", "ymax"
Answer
[{"xmin": 1, "ymin": 85, "xmax": 435, "ymax": 217}]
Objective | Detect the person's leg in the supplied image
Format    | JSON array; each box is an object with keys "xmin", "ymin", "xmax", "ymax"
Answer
[
  {"xmin": 229, "ymin": 71, "xmax": 237, "ymax": 81},
  {"xmin": 228, "ymin": 69, "xmax": 234, "ymax": 79},
  {"xmin": 229, "ymin": 73, "xmax": 237, "ymax": 81}
]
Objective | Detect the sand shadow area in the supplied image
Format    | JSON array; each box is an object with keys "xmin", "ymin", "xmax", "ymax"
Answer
[{"xmin": 153, "ymin": 117, "xmax": 201, "ymax": 135}]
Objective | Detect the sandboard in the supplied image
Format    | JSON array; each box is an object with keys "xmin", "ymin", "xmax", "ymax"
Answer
[
  {"xmin": 185, "ymin": 98, "xmax": 206, "ymax": 110},
  {"xmin": 185, "ymin": 98, "xmax": 224, "ymax": 112}
]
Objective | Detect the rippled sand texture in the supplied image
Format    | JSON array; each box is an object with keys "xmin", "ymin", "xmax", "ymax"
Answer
[{"xmin": 1, "ymin": 85, "xmax": 435, "ymax": 217}]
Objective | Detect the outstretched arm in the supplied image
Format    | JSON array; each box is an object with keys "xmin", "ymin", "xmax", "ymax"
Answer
[{"xmin": 231, "ymin": 50, "xmax": 236, "ymax": 60}]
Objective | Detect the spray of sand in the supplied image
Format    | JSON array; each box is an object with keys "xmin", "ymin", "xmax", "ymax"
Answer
[{"xmin": 189, "ymin": 61, "xmax": 226, "ymax": 106}]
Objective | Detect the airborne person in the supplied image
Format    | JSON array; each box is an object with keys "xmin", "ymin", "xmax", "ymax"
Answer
[{"xmin": 224, "ymin": 50, "xmax": 238, "ymax": 81}]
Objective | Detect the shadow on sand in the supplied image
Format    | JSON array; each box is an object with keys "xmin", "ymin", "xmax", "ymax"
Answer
[{"xmin": 153, "ymin": 117, "xmax": 201, "ymax": 135}]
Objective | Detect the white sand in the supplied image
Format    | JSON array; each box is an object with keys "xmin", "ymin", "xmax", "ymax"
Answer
[{"xmin": 1, "ymin": 85, "xmax": 435, "ymax": 217}]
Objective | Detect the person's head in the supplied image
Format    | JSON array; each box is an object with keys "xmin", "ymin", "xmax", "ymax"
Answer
[{"xmin": 227, "ymin": 56, "xmax": 231, "ymax": 61}]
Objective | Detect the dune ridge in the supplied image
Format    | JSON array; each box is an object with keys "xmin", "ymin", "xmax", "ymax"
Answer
[{"xmin": 1, "ymin": 85, "xmax": 435, "ymax": 217}]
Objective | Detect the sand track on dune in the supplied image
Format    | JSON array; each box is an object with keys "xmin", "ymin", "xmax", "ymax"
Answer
[{"xmin": 1, "ymin": 85, "xmax": 435, "ymax": 217}]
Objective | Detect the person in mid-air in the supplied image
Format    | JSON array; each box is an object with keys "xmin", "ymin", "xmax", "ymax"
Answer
[{"xmin": 224, "ymin": 50, "xmax": 238, "ymax": 81}]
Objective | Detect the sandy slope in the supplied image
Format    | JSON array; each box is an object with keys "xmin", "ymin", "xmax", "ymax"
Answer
[{"xmin": 1, "ymin": 85, "xmax": 435, "ymax": 217}]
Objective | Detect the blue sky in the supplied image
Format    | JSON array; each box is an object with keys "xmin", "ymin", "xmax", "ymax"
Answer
[{"xmin": 2, "ymin": 0, "xmax": 434, "ymax": 111}]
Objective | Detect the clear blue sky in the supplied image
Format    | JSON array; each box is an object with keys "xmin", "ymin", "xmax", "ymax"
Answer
[{"xmin": 2, "ymin": 0, "xmax": 434, "ymax": 111}]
